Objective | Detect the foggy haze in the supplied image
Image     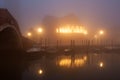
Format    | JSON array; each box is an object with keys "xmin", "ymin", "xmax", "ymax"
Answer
[{"xmin": 0, "ymin": 0, "xmax": 120, "ymax": 36}]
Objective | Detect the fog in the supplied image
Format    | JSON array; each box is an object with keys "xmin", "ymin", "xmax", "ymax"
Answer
[{"xmin": 0, "ymin": 0, "xmax": 120, "ymax": 37}]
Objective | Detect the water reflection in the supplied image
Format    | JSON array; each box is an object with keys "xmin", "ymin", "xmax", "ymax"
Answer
[
  {"xmin": 56, "ymin": 55, "xmax": 87, "ymax": 68},
  {"xmin": 38, "ymin": 69, "xmax": 43, "ymax": 75},
  {"xmin": 99, "ymin": 62, "xmax": 104, "ymax": 68},
  {"xmin": 22, "ymin": 52, "xmax": 120, "ymax": 80}
]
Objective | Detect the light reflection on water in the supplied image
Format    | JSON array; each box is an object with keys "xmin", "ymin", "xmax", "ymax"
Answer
[
  {"xmin": 56, "ymin": 55, "xmax": 87, "ymax": 68},
  {"xmin": 22, "ymin": 52, "xmax": 120, "ymax": 80}
]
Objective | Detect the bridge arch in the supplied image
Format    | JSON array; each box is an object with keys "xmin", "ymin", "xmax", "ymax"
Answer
[
  {"xmin": 0, "ymin": 8, "xmax": 24, "ymax": 50},
  {"xmin": 0, "ymin": 24, "xmax": 23, "ymax": 50}
]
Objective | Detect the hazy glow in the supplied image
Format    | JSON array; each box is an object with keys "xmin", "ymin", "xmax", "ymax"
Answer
[
  {"xmin": 83, "ymin": 56, "xmax": 87, "ymax": 61},
  {"xmin": 74, "ymin": 59, "xmax": 85, "ymax": 67},
  {"xmin": 99, "ymin": 62, "xmax": 104, "ymax": 68},
  {"xmin": 3, "ymin": 0, "xmax": 120, "ymax": 35},
  {"xmin": 83, "ymin": 31, "xmax": 88, "ymax": 35},
  {"xmin": 56, "ymin": 25, "xmax": 87, "ymax": 34},
  {"xmin": 38, "ymin": 69, "xmax": 43, "ymax": 75},
  {"xmin": 27, "ymin": 32, "xmax": 32, "ymax": 36},
  {"xmin": 37, "ymin": 28, "xmax": 43, "ymax": 33},
  {"xmin": 94, "ymin": 30, "xmax": 105, "ymax": 38},
  {"xmin": 94, "ymin": 35, "xmax": 98, "ymax": 38},
  {"xmin": 58, "ymin": 56, "xmax": 87, "ymax": 67},
  {"xmin": 59, "ymin": 59, "xmax": 71, "ymax": 67},
  {"xmin": 99, "ymin": 30, "xmax": 104, "ymax": 35}
]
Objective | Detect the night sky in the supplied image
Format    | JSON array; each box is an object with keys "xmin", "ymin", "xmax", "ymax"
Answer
[{"xmin": 1, "ymin": 0, "xmax": 120, "ymax": 35}]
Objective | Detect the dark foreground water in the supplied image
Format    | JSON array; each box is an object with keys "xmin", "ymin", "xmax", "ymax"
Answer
[{"xmin": 22, "ymin": 52, "xmax": 120, "ymax": 80}]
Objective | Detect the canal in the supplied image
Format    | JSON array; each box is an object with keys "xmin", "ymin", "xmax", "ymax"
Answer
[{"xmin": 22, "ymin": 52, "xmax": 120, "ymax": 80}]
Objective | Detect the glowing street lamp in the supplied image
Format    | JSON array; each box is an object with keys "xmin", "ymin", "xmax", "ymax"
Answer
[
  {"xmin": 37, "ymin": 27, "xmax": 43, "ymax": 46},
  {"xmin": 37, "ymin": 28, "xmax": 43, "ymax": 33},
  {"xmin": 94, "ymin": 30, "xmax": 104, "ymax": 39},
  {"xmin": 27, "ymin": 32, "xmax": 32, "ymax": 37},
  {"xmin": 99, "ymin": 30, "xmax": 104, "ymax": 35}
]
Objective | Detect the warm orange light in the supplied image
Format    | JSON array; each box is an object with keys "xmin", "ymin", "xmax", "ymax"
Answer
[
  {"xmin": 94, "ymin": 35, "xmax": 98, "ymax": 38},
  {"xmin": 56, "ymin": 25, "xmax": 87, "ymax": 34},
  {"xmin": 56, "ymin": 28, "xmax": 59, "ymax": 33},
  {"xmin": 59, "ymin": 59, "xmax": 71, "ymax": 67},
  {"xmin": 74, "ymin": 59, "xmax": 85, "ymax": 67},
  {"xmin": 58, "ymin": 57, "xmax": 87, "ymax": 67},
  {"xmin": 83, "ymin": 56, "xmax": 87, "ymax": 61},
  {"xmin": 37, "ymin": 28, "xmax": 43, "ymax": 33},
  {"xmin": 83, "ymin": 31, "xmax": 88, "ymax": 35},
  {"xmin": 99, "ymin": 62, "xmax": 104, "ymax": 68},
  {"xmin": 38, "ymin": 69, "xmax": 43, "ymax": 75},
  {"xmin": 99, "ymin": 30, "xmax": 104, "ymax": 35},
  {"xmin": 27, "ymin": 32, "xmax": 32, "ymax": 36}
]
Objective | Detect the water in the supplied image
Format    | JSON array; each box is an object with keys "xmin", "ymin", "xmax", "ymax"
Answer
[{"xmin": 22, "ymin": 52, "xmax": 120, "ymax": 80}]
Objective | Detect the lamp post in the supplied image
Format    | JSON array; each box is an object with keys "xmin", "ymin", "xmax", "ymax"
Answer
[
  {"xmin": 99, "ymin": 30, "xmax": 104, "ymax": 44},
  {"xmin": 38, "ymin": 28, "xmax": 43, "ymax": 33},
  {"xmin": 37, "ymin": 28, "xmax": 43, "ymax": 47},
  {"xmin": 27, "ymin": 32, "xmax": 32, "ymax": 39},
  {"xmin": 99, "ymin": 30, "xmax": 104, "ymax": 35}
]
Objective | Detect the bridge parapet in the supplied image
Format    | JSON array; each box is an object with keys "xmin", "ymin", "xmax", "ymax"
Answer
[
  {"xmin": 0, "ymin": 8, "xmax": 23, "ymax": 50},
  {"xmin": 0, "ymin": 8, "xmax": 20, "ymax": 32}
]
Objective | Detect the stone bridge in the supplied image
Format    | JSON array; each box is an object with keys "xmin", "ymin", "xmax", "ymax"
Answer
[{"xmin": 0, "ymin": 8, "xmax": 23, "ymax": 50}]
